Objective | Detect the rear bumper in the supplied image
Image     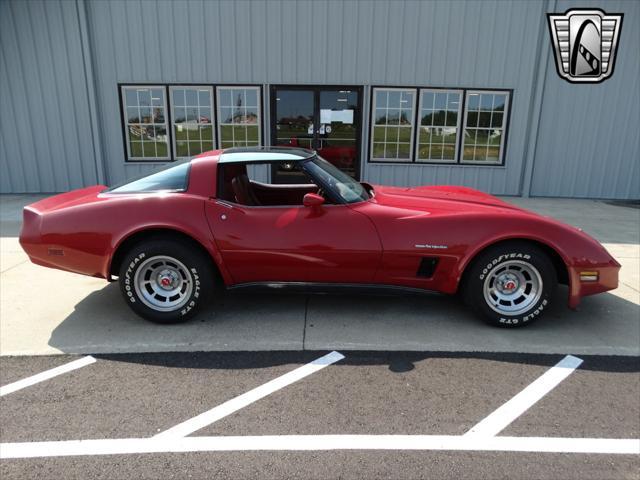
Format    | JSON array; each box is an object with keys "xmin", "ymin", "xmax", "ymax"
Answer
[{"xmin": 567, "ymin": 263, "xmax": 621, "ymax": 309}]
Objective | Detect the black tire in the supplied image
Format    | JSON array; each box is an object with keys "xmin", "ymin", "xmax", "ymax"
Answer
[
  {"xmin": 118, "ymin": 238, "xmax": 213, "ymax": 324},
  {"xmin": 463, "ymin": 242, "xmax": 557, "ymax": 328}
]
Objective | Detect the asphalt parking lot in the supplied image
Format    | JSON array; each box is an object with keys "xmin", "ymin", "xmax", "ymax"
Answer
[
  {"xmin": 1, "ymin": 195, "xmax": 639, "ymax": 479},
  {"xmin": 1, "ymin": 352, "xmax": 639, "ymax": 479}
]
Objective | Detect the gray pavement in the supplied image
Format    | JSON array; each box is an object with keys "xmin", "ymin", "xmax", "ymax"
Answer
[
  {"xmin": 0, "ymin": 194, "xmax": 638, "ymax": 356},
  {"xmin": 0, "ymin": 352, "xmax": 638, "ymax": 479}
]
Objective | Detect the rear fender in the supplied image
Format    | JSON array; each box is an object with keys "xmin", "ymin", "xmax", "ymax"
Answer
[{"xmin": 107, "ymin": 223, "xmax": 234, "ymax": 286}]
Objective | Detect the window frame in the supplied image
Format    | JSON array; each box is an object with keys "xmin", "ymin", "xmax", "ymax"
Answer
[
  {"xmin": 216, "ymin": 86, "xmax": 263, "ymax": 149},
  {"xmin": 415, "ymin": 88, "xmax": 464, "ymax": 164},
  {"xmin": 119, "ymin": 83, "xmax": 264, "ymax": 163},
  {"xmin": 367, "ymin": 86, "xmax": 512, "ymax": 167},
  {"xmin": 120, "ymin": 85, "xmax": 171, "ymax": 162},
  {"xmin": 459, "ymin": 89, "xmax": 510, "ymax": 166},
  {"xmin": 169, "ymin": 85, "xmax": 215, "ymax": 160},
  {"xmin": 369, "ymin": 87, "xmax": 417, "ymax": 163}
]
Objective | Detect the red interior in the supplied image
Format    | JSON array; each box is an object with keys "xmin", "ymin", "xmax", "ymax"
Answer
[{"xmin": 219, "ymin": 164, "xmax": 319, "ymax": 206}]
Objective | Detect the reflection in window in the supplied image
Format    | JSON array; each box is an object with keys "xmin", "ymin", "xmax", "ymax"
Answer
[
  {"xmin": 170, "ymin": 86, "xmax": 214, "ymax": 158},
  {"xmin": 462, "ymin": 91, "xmax": 508, "ymax": 164},
  {"xmin": 417, "ymin": 90, "xmax": 462, "ymax": 163},
  {"xmin": 370, "ymin": 88, "xmax": 415, "ymax": 162},
  {"xmin": 122, "ymin": 86, "xmax": 170, "ymax": 160},
  {"xmin": 216, "ymin": 87, "xmax": 261, "ymax": 148}
]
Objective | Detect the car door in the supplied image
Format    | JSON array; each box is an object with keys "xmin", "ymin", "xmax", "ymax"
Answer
[{"xmin": 205, "ymin": 200, "xmax": 382, "ymax": 285}]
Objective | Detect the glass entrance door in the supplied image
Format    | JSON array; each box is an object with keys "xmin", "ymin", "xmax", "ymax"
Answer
[{"xmin": 271, "ymin": 86, "xmax": 361, "ymax": 183}]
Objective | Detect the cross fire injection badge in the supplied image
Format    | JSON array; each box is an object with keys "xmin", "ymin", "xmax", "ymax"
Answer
[{"xmin": 547, "ymin": 8, "xmax": 623, "ymax": 84}]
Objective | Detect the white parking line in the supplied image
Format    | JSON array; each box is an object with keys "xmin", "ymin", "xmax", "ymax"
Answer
[
  {"xmin": 465, "ymin": 354, "xmax": 583, "ymax": 437},
  {"xmin": 0, "ymin": 356, "xmax": 96, "ymax": 397},
  {"xmin": 154, "ymin": 350, "xmax": 345, "ymax": 439},
  {"xmin": 1, "ymin": 435, "xmax": 638, "ymax": 459}
]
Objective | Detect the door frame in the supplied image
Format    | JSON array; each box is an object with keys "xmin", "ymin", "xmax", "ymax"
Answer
[{"xmin": 269, "ymin": 84, "xmax": 364, "ymax": 181}]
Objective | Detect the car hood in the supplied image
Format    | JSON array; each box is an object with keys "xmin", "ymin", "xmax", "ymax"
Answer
[{"xmin": 370, "ymin": 185, "xmax": 526, "ymax": 213}]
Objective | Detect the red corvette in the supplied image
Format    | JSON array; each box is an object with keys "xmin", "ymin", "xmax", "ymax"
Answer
[{"xmin": 20, "ymin": 147, "xmax": 620, "ymax": 327}]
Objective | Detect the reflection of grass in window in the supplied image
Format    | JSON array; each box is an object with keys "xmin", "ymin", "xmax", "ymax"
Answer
[
  {"xmin": 142, "ymin": 141, "xmax": 155, "ymax": 157},
  {"xmin": 220, "ymin": 125, "xmax": 260, "ymax": 146},
  {"xmin": 372, "ymin": 126, "xmax": 411, "ymax": 142},
  {"xmin": 156, "ymin": 141, "xmax": 167, "ymax": 157},
  {"xmin": 201, "ymin": 126, "xmax": 213, "ymax": 141},
  {"xmin": 174, "ymin": 127, "xmax": 193, "ymax": 142},
  {"xmin": 187, "ymin": 127, "xmax": 200, "ymax": 141},
  {"xmin": 130, "ymin": 142, "xmax": 142, "ymax": 157},
  {"xmin": 372, "ymin": 143, "xmax": 385, "ymax": 157},
  {"xmin": 461, "ymin": 145, "xmax": 501, "ymax": 162},
  {"xmin": 133, "ymin": 140, "xmax": 168, "ymax": 158},
  {"xmin": 417, "ymin": 144, "xmax": 456, "ymax": 161},
  {"xmin": 175, "ymin": 141, "xmax": 189, "ymax": 157}
]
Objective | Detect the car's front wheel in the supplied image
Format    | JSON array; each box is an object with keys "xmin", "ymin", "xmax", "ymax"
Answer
[
  {"xmin": 463, "ymin": 242, "xmax": 557, "ymax": 327},
  {"xmin": 118, "ymin": 238, "xmax": 213, "ymax": 323}
]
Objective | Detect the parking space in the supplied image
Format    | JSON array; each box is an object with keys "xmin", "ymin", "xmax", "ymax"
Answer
[{"xmin": 1, "ymin": 352, "xmax": 638, "ymax": 479}]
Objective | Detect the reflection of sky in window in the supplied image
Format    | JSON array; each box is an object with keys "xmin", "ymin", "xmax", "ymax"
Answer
[{"xmin": 275, "ymin": 90, "xmax": 314, "ymax": 118}]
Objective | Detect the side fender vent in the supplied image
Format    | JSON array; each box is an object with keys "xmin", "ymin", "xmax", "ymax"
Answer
[{"xmin": 417, "ymin": 257, "xmax": 439, "ymax": 278}]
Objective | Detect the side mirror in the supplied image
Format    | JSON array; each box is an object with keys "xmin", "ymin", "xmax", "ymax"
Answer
[{"xmin": 303, "ymin": 193, "xmax": 325, "ymax": 208}]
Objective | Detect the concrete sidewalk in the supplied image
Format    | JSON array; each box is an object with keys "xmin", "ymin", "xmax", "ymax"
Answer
[{"xmin": 0, "ymin": 194, "xmax": 638, "ymax": 356}]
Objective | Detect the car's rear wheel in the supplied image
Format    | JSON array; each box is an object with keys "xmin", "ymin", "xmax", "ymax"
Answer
[
  {"xmin": 118, "ymin": 238, "xmax": 213, "ymax": 323},
  {"xmin": 463, "ymin": 242, "xmax": 557, "ymax": 327}
]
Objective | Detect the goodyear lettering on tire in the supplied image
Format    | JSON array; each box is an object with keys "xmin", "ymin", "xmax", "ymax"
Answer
[
  {"xmin": 479, "ymin": 253, "xmax": 531, "ymax": 280},
  {"xmin": 124, "ymin": 253, "xmax": 145, "ymax": 303}
]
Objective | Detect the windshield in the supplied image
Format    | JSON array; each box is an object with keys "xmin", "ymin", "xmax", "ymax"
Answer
[
  {"xmin": 302, "ymin": 156, "xmax": 370, "ymax": 204},
  {"xmin": 106, "ymin": 160, "xmax": 190, "ymax": 193}
]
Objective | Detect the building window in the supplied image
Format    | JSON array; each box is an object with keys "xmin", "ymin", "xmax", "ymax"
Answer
[
  {"xmin": 416, "ymin": 89, "xmax": 462, "ymax": 163},
  {"xmin": 170, "ymin": 86, "xmax": 214, "ymax": 158},
  {"xmin": 368, "ymin": 87, "xmax": 510, "ymax": 165},
  {"xmin": 121, "ymin": 86, "xmax": 170, "ymax": 160},
  {"xmin": 462, "ymin": 90, "xmax": 509, "ymax": 164},
  {"xmin": 216, "ymin": 86, "xmax": 261, "ymax": 148},
  {"xmin": 370, "ymin": 88, "xmax": 415, "ymax": 162}
]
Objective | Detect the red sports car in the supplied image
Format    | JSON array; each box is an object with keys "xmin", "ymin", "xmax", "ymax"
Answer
[{"xmin": 19, "ymin": 147, "xmax": 620, "ymax": 327}]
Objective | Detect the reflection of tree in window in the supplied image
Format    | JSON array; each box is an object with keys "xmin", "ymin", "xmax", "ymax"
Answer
[
  {"xmin": 122, "ymin": 86, "xmax": 169, "ymax": 160},
  {"xmin": 217, "ymin": 87, "xmax": 261, "ymax": 148},
  {"xmin": 462, "ymin": 92, "xmax": 508, "ymax": 164},
  {"xmin": 371, "ymin": 88, "xmax": 414, "ymax": 161},
  {"xmin": 417, "ymin": 90, "xmax": 462, "ymax": 162},
  {"xmin": 170, "ymin": 86, "xmax": 214, "ymax": 158}
]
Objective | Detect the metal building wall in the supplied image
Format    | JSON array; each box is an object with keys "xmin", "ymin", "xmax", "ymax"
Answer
[
  {"xmin": 0, "ymin": 0, "xmax": 101, "ymax": 193},
  {"xmin": 1, "ymin": 0, "xmax": 637, "ymax": 199},
  {"xmin": 529, "ymin": 0, "xmax": 640, "ymax": 199},
  {"xmin": 84, "ymin": 0, "xmax": 546, "ymax": 195}
]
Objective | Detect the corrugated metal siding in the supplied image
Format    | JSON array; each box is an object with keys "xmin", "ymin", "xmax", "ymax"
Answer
[
  {"xmin": 1, "ymin": 0, "xmax": 637, "ymax": 199},
  {"xmin": 530, "ymin": 0, "xmax": 640, "ymax": 199},
  {"xmin": 0, "ymin": 0, "xmax": 99, "ymax": 193},
  {"xmin": 84, "ymin": 0, "xmax": 546, "ymax": 194},
  {"xmin": 361, "ymin": 0, "xmax": 546, "ymax": 195}
]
